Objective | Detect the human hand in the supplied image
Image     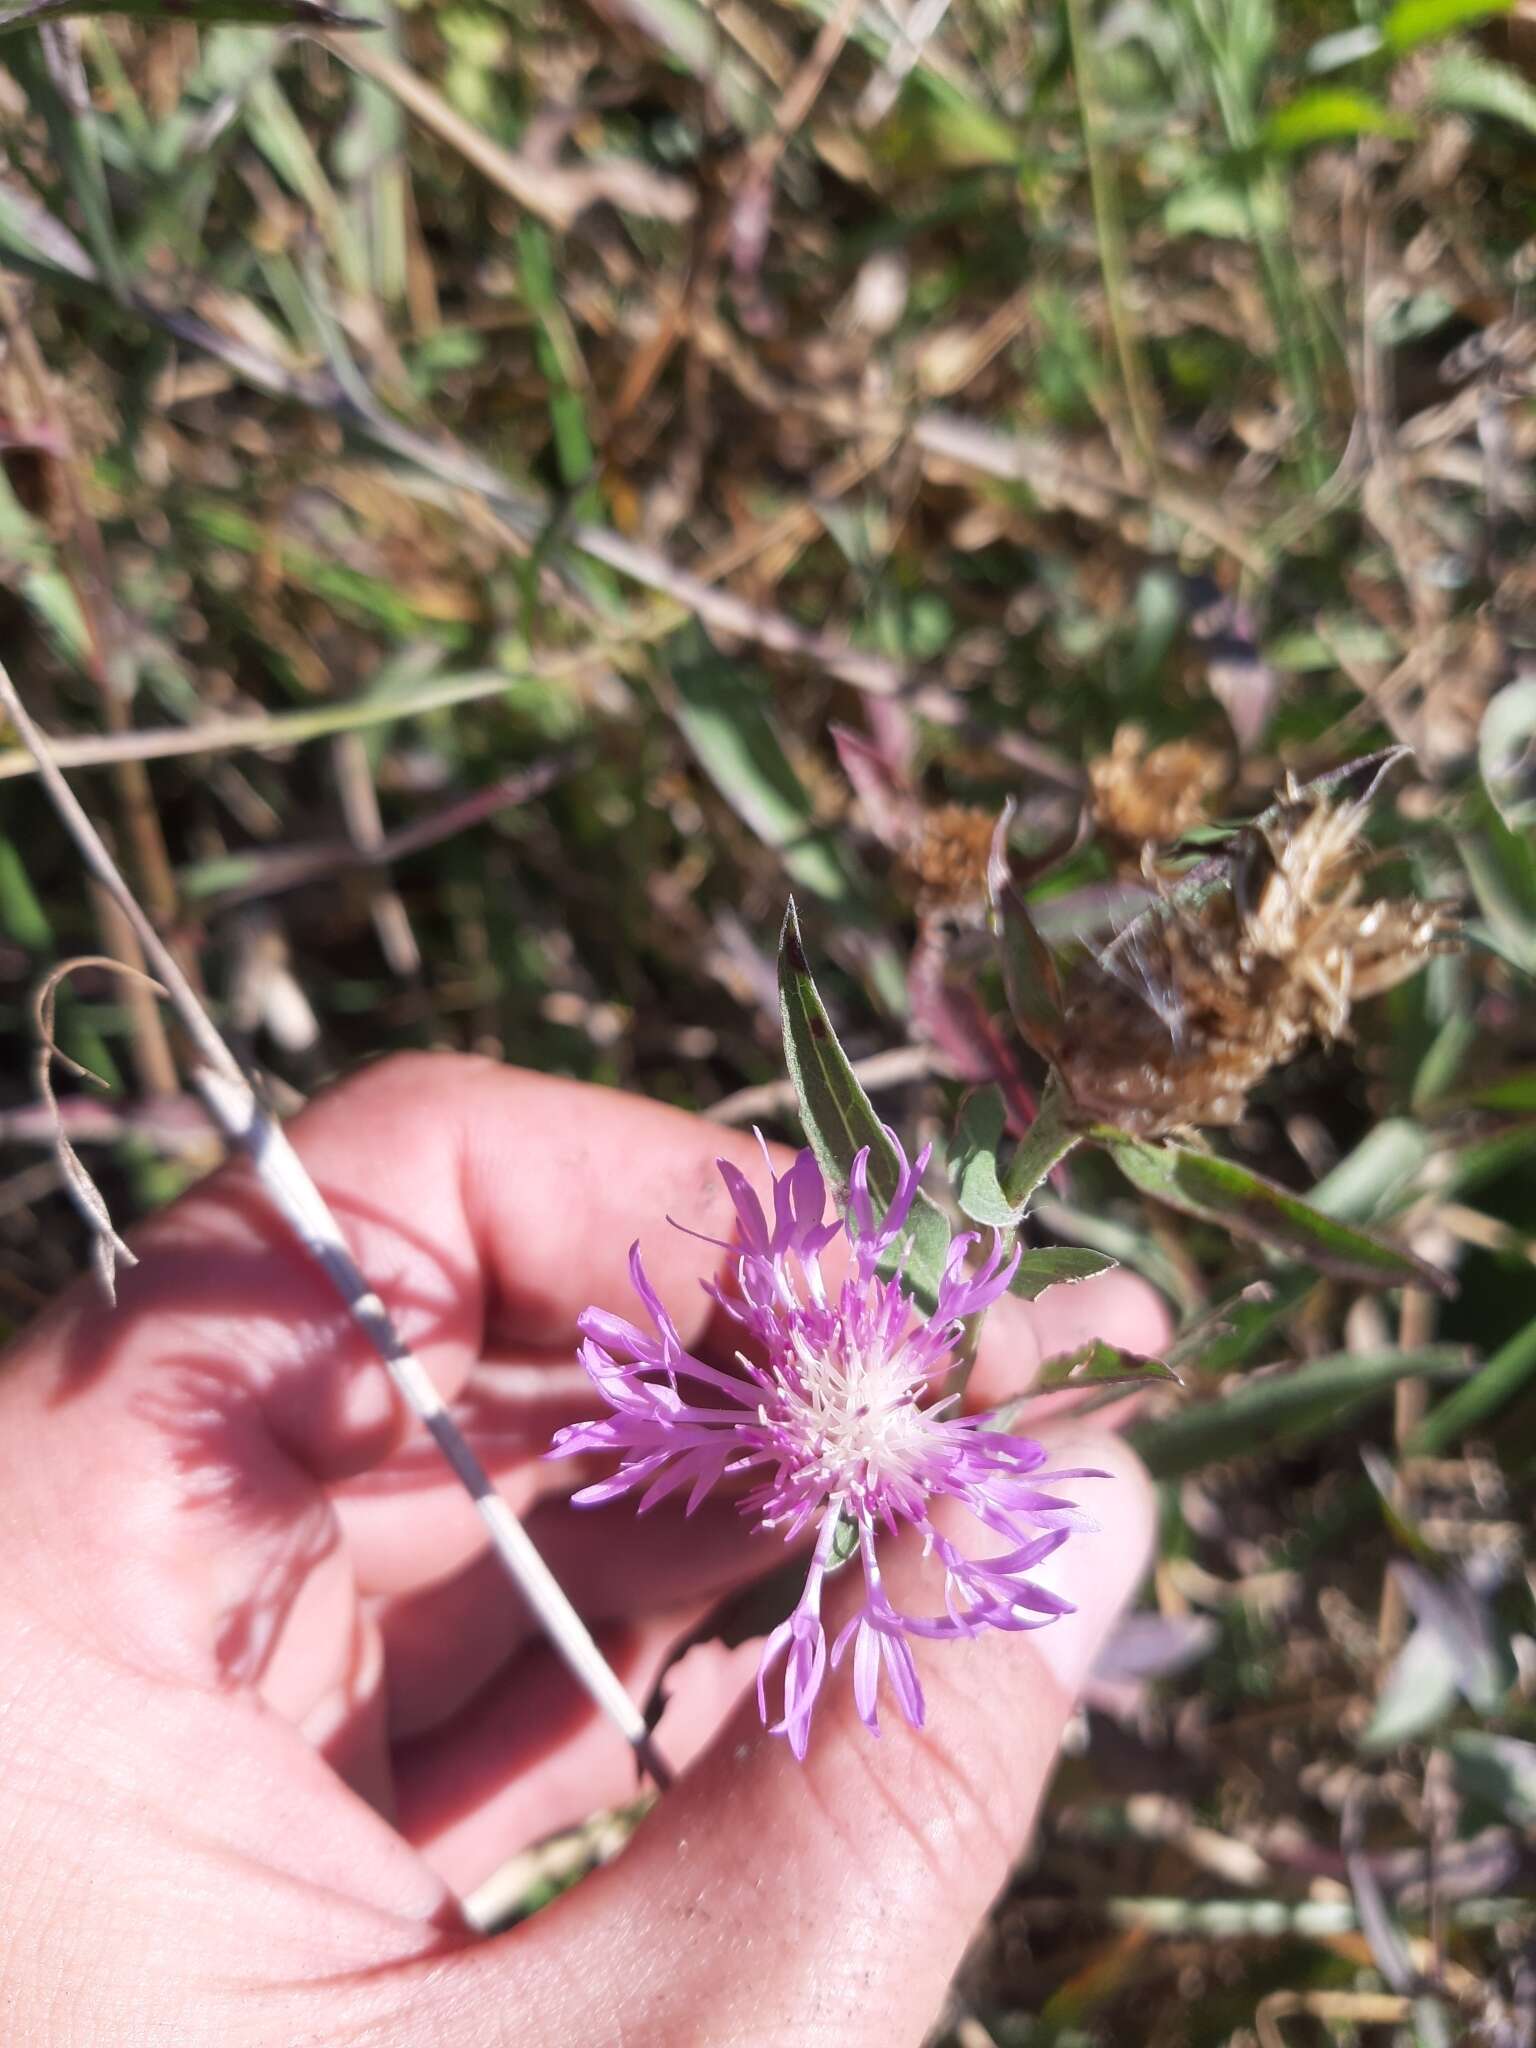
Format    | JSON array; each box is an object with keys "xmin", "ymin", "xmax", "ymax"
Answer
[{"xmin": 0, "ymin": 1053, "xmax": 1161, "ymax": 2046}]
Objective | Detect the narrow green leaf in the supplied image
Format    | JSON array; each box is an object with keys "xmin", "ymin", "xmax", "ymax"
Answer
[
  {"xmin": 0, "ymin": 669, "xmax": 561, "ymax": 783},
  {"xmin": 0, "ymin": 835, "xmax": 53, "ymax": 948},
  {"xmin": 1384, "ymin": 0, "xmax": 1512, "ymax": 51},
  {"xmin": 1009, "ymin": 1246, "xmax": 1118, "ymax": 1301},
  {"xmin": 1362, "ymin": 1561, "xmax": 1514, "ymax": 1752},
  {"xmin": 778, "ymin": 900, "xmax": 951, "ymax": 1306},
  {"xmin": 1461, "ymin": 1070, "xmax": 1536, "ymax": 1113},
  {"xmin": 1479, "ymin": 675, "xmax": 1536, "ymax": 834},
  {"xmin": 1412, "ymin": 1312, "xmax": 1536, "ymax": 1450},
  {"xmin": 6, "ymin": 34, "xmax": 127, "ymax": 299},
  {"xmin": 1307, "ymin": 1118, "xmax": 1433, "ymax": 1224},
  {"xmin": 1131, "ymin": 1346, "xmax": 1469, "ymax": 1479},
  {"xmin": 1446, "ymin": 1731, "xmax": 1536, "ymax": 1827},
  {"xmin": 1033, "ymin": 1339, "xmax": 1182, "ymax": 1395},
  {"xmin": 1432, "ymin": 48, "xmax": 1536, "ymax": 133},
  {"xmin": 1261, "ymin": 88, "xmax": 1412, "ymax": 151},
  {"xmin": 0, "ymin": 0, "xmax": 373, "ymax": 27},
  {"xmin": 671, "ymin": 628, "xmax": 862, "ymax": 908},
  {"xmin": 1097, "ymin": 1130, "xmax": 1455, "ymax": 1294},
  {"xmin": 1305, "ymin": 24, "xmax": 1385, "ymax": 70},
  {"xmin": 1458, "ymin": 801, "xmax": 1536, "ymax": 974},
  {"xmin": 1412, "ymin": 1008, "xmax": 1477, "ymax": 1110},
  {"xmin": 1362, "ymin": 1622, "xmax": 1462, "ymax": 1750}
]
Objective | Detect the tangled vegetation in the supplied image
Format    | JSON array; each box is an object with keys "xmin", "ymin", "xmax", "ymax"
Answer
[{"xmin": 1, "ymin": 0, "xmax": 1535, "ymax": 2035}]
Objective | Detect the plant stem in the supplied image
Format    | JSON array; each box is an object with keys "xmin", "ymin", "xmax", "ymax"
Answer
[
  {"xmin": 1377, "ymin": 1282, "xmax": 1433, "ymax": 1654},
  {"xmin": 0, "ymin": 659, "xmax": 672, "ymax": 1792}
]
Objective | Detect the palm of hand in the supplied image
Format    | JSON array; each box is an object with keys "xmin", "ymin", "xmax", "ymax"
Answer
[{"xmin": 0, "ymin": 1056, "xmax": 1157, "ymax": 2046}]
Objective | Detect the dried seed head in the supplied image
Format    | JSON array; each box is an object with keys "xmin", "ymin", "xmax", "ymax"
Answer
[
  {"xmin": 1088, "ymin": 724, "xmax": 1230, "ymax": 848},
  {"xmin": 1052, "ymin": 781, "xmax": 1458, "ymax": 1136},
  {"xmin": 905, "ymin": 802, "xmax": 998, "ymax": 917}
]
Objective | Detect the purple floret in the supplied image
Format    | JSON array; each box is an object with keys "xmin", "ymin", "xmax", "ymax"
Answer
[{"xmin": 549, "ymin": 1128, "xmax": 1100, "ymax": 1758}]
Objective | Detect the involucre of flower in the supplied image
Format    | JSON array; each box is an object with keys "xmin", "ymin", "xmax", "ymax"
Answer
[
  {"xmin": 1048, "ymin": 781, "xmax": 1458, "ymax": 1136},
  {"xmin": 548, "ymin": 1133, "xmax": 1100, "ymax": 1759},
  {"xmin": 1088, "ymin": 723, "xmax": 1230, "ymax": 849}
]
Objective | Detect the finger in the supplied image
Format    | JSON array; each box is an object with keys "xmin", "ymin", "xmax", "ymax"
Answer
[
  {"xmin": 410, "ymin": 1431, "xmax": 1155, "ymax": 2047},
  {"xmin": 363, "ymin": 1265, "xmax": 1165, "ymax": 1721},
  {"xmin": 392, "ymin": 1624, "xmax": 757, "ymax": 1893},
  {"xmin": 376, "ymin": 1491, "xmax": 773, "ymax": 1738},
  {"xmin": 0, "ymin": 1057, "xmax": 781, "ymax": 1695}
]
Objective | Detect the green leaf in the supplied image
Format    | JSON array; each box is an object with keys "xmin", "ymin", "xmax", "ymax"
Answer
[
  {"xmin": 0, "ymin": 835, "xmax": 53, "ymax": 949},
  {"xmin": 952, "ymin": 1086, "xmax": 1021, "ymax": 1228},
  {"xmin": 1446, "ymin": 1731, "xmax": 1536, "ymax": 1827},
  {"xmin": 1131, "ymin": 1346, "xmax": 1469, "ymax": 1479},
  {"xmin": 953, "ymin": 1081, "xmax": 1082, "ymax": 1228},
  {"xmin": 6, "ymin": 33, "xmax": 128, "ymax": 300},
  {"xmin": 1479, "ymin": 675, "xmax": 1536, "ymax": 834},
  {"xmin": 1097, "ymin": 1131, "xmax": 1455, "ymax": 1294},
  {"xmin": 1009, "ymin": 1246, "xmax": 1119, "ymax": 1301},
  {"xmin": 1305, "ymin": 24, "xmax": 1385, "ymax": 70},
  {"xmin": 1432, "ymin": 48, "xmax": 1536, "ymax": 133},
  {"xmin": 0, "ymin": 0, "xmax": 373, "ymax": 25},
  {"xmin": 1307, "ymin": 1119, "xmax": 1434, "ymax": 1225},
  {"xmin": 778, "ymin": 900, "xmax": 952, "ymax": 1307},
  {"xmin": 1461, "ymin": 1070, "xmax": 1536, "ymax": 1113},
  {"xmin": 669, "ymin": 627, "xmax": 862, "ymax": 909},
  {"xmin": 827, "ymin": 1510, "xmax": 861, "ymax": 1570},
  {"xmin": 1412, "ymin": 1008, "xmax": 1477, "ymax": 1110},
  {"xmin": 1362, "ymin": 1619, "xmax": 1462, "ymax": 1750},
  {"xmin": 1033, "ymin": 1339, "xmax": 1182, "ymax": 1394},
  {"xmin": 1362, "ymin": 1561, "xmax": 1514, "ymax": 1750},
  {"xmin": 1384, "ymin": 0, "xmax": 1512, "ymax": 50},
  {"xmin": 1000, "ymin": 1076, "xmax": 1081, "ymax": 1212},
  {"xmin": 1412, "ymin": 1312, "xmax": 1536, "ymax": 1451},
  {"xmin": 0, "ymin": 667, "xmax": 566, "ymax": 784},
  {"xmin": 1163, "ymin": 176, "xmax": 1279, "ymax": 241},
  {"xmin": 1261, "ymin": 88, "xmax": 1412, "ymax": 151},
  {"xmin": 1458, "ymin": 799, "xmax": 1536, "ymax": 975}
]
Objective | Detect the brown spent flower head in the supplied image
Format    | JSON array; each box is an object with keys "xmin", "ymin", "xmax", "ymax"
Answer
[
  {"xmin": 1088, "ymin": 723, "xmax": 1230, "ymax": 849},
  {"xmin": 1049, "ymin": 779, "xmax": 1458, "ymax": 1136},
  {"xmin": 905, "ymin": 802, "xmax": 998, "ymax": 919}
]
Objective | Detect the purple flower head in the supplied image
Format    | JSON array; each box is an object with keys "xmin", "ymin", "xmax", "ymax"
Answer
[{"xmin": 549, "ymin": 1129, "xmax": 1101, "ymax": 1759}]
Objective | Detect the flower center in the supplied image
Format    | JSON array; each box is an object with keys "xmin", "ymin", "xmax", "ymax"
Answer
[{"xmin": 767, "ymin": 1312, "xmax": 936, "ymax": 1513}]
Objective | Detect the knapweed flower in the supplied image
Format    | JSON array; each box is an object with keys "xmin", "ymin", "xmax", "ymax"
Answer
[
  {"xmin": 1034, "ymin": 772, "xmax": 1456, "ymax": 1136},
  {"xmin": 1088, "ymin": 722, "xmax": 1230, "ymax": 850},
  {"xmin": 549, "ymin": 1133, "xmax": 1099, "ymax": 1758}
]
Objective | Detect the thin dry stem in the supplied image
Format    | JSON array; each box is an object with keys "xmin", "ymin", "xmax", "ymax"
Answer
[
  {"xmin": 33, "ymin": 955, "xmax": 164, "ymax": 1303},
  {"xmin": 0, "ymin": 658, "xmax": 671, "ymax": 1790},
  {"xmin": 1378, "ymin": 1281, "xmax": 1436, "ymax": 1655}
]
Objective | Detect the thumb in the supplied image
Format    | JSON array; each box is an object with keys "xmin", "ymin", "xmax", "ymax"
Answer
[{"xmin": 432, "ymin": 1429, "xmax": 1155, "ymax": 2047}]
